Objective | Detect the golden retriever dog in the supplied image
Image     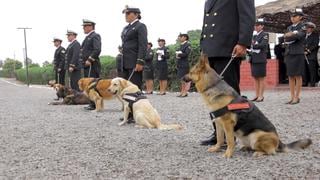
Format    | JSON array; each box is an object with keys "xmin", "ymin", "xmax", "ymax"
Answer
[
  {"xmin": 108, "ymin": 77, "xmax": 182, "ymax": 130},
  {"xmin": 78, "ymin": 78, "xmax": 123, "ymax": 112},
  {"xmin": 183, "ymin": 55, "xmax": 312, "ymax": 158}
]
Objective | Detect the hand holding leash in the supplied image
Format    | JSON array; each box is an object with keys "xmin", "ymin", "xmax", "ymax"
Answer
[{"xmin": 232, "ymin": 44, "xmax": 247, "ymax": 57}]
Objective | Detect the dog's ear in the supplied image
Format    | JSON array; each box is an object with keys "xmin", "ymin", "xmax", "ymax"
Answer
[
  {"xmin": 199, "ymin": 53, "xmax": 209, "ymax": 67},
  {"xmin": 119, "ymin": 79, "xmax": 127, "ymax": 89}
]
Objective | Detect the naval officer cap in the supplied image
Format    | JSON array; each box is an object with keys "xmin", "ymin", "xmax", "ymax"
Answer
[
  {"xmin": 66, "ymin": 30, "xmax": 78, "ymax": 36},
  {"xmin": 158, "ymin": 38, "xmax": 166, "ymax": 42},
  {"xmin": 179, "ymin": 33, "xmax": 189, "ymax": 40},
  {"xmin": 291, "ymin": 8, "xmax": 304, "ymax": 17},
  {"xmin": 122, "ymin": 5, "xmax": 141, "ymax": 14},
  {"xmin": 305, "ymin": 22, "xmax": 316, "ymax": 29},
  {"xmin": 255, "ymin": 18, "xmax": 265, "ymax": 25},
  {"xmin": 82, "ymin": 19, "xmax": 96, "ymax": 26},
  {"xmin": 53, "ymin": 37, "xmax": 63, "ymax": 42}
]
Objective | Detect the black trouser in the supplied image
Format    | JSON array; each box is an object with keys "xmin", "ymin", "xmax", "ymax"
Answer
[
  {"xmin": 84, "ymin": 61, "xmax": 101, "ymax": 78},
  {"xmin": 69, "ymin": 70, "xmax": 81, "ymax": 91},
  {"xmin": 303, "ymin": 59, "xmax": 319, "ymax": 86},
  {"xmin": 208, "ymin": 57, "xmax": 241, "ymax": 94},
  {"xmin": 55, "ymin": 70, "xmax": 66, "ymax": 85},
  {"xmin": 119, "ymin": 68, "xmax": 143, "ymax": 90}
]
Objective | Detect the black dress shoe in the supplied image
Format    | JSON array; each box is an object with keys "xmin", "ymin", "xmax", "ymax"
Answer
[
  {"xmin": 255, "ymin": 97, "xmax": 264, "ymax": 102},
  {"xmin": 119, "ymin": 117, "xmax": 135, "ymax": 123},
  {"xmin": 84, "ymin": 105, "xmax": 96, "ymax": 110},
  {"xmin": 200, "ymin": 133, "xmax": 217, "ymax": 146},
  {"xmin": 180, "ymin": 94, "xmax": 188, "ymax": 97}
]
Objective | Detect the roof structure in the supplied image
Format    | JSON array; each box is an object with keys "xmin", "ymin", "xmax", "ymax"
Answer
[{"xmin": 256, "ymin": 0, "xmax": 320, "ymax": 33}]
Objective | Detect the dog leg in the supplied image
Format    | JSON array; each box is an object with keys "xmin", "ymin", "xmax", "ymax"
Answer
[
  {"xmin": 119, "ymin": 106, "xmax": 130, "ymax": 126},
  {"xmin": 208, "ymin": 120, "xmax": 224, "ymax": 153},
  {"xmin": 253, "ymin": 151, "xmax": 266, "ymax": 157},
  {"xmin": 101, "ymin": 100, "xmax": 104, "ymax": 110},
  {"xmin": 222, "ymin": 119, "xmax": 236, "ymax": 158},
  {"xmin": 116, "ymin": 95, "xmax": 125, "ymax": 111}
]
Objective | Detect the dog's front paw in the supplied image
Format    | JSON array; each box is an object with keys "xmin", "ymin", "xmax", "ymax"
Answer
[
  {"xmin": 253, "ymin": 151, "xmax": 265, "ymax": 157},
  {"xmin": 223, "ymin": 150, "xmax": 233, "ymax": 158},
  {"xmin": 118, "ymin": 121, "xmax": 126, "ymax": 126},
  {"xmin": 207, "ymin": 145, "xmax": 221, "ymax": 153}
]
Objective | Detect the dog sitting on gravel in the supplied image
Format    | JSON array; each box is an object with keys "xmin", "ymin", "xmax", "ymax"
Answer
[
  {"xmin": 48, "ymin": 84, "xmax": 90, "ymax": 105},
  {"xmin": 183, "ymin": 55, "xmax": 312, "ymax": 158},
  {"xmin": 78, "ymin": 78, "xmax": 123, "ymax": 112},
  {"xmin": 108, "ymin": 77, "xmax": 182, "ymax": 130}
]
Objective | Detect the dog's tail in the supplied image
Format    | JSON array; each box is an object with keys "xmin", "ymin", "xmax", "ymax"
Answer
[
  {"xmin": 158, "ymin": 123, "xmax": 183, "ymax": 130},
  {"xmin": 278, "ymin": 139, "xmax": 312, "ymax": 152}
]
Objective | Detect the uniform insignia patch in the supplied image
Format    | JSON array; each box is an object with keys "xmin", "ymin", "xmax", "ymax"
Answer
[
  {"xmin": 264, "ymin": 35, "xmax": 268, "ymax": 39},
  {"xmin": 61, "ymin": 50, "xmax": 66, "ymax": 53},
  {"xmin": 132, "ymin": 27, "xmax": 135, "ymax": 30}
]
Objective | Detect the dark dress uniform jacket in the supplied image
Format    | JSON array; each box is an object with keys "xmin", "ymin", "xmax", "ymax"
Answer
[
  {"xmin": 251, "ymin": 31, "xmax": 269, "ymax": 63},
  {"xmin": 121, "ymin": 20, "xmax": 148, "ymax": 69},
  {"xmin": 66, "ymin": 40, "xmax": 81, "ymax": 70},
  {"xmin": 279, "ymin": 23, "xmax": 306, "ymax": 56},
  {"xmin": 54, "ymin": 46, "xmax": 66, "ymax": 70},
  {"xmin": 116, "ymin": 53, "xmax": 123, "ymax": 72},
  {"xmin": 144, "ymin": 48, "xmax": 154, "ymax": 71},
  {"xmin": 81, "ymin": 31, "xmax": 102, "ymax": 76},
  {"xmin": 177, "ymin": 42, "xmax": 191, "ymax": 67},
  {"xmin": 200, "ymin": 0, "xmax": 255, "ymax": 57},
  {"xmin": 304, "ymin": 32, "xmax": 319, "ymax": 61}
]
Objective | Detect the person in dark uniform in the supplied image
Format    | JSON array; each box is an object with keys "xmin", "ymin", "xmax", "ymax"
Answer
[
  {"xmin": 120, "ymin": 5, "xmax": 148, "ymax": 90},
  {"xmin": 53, "ymin": 37, "xmax": 66, "ymax": 87},
  {"xmin": 144, "ymin": 42, "xmax": 155, "ymax": 94},
  {"xmin": 116, "ymin": 46, "xmax": 123, "ymax": 77},
  {"xmin": 81, "ymin": 19, "xmax": 102, "ymax": 78},
  {"xmin": 274, "ymin": 41, "xmax": 287, "ymax": 84},
  {"xmin": 156, "ymin": 38, "xmax": 170, "ymax": 95},
  {"xmin": 303, "ymin": 22, "xmax": 319, "ymax": 87},
  {"xmin": 200, "ymin": 0, "xmax": 255, "ymax": 146},
  {"xmin": 65, "ymin": 30, "xmax": 81, "ymax": 91},
  {"xmin": 279, "ymin": 9, "xmax": 306, "ymax": 105},
  {"xmin": 250, "ymin": 19, "xmax": 269, "ymax": 102},
  {"xmin": 176, "ymin": 33, "xmax": 191, "ymax": 97}
]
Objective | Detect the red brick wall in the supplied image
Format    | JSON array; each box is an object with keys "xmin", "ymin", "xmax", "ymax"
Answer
[{"xmin": 240, "ymin": 59, "xmax": 279, "ymax": 90}]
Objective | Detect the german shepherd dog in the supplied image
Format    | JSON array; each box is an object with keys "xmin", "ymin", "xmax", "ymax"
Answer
[
  {"xmin": 48, "ymin": 84, "xmax": 91, "ymax": 105},
  {"xmin": 183, "ymin": 55, "xmax": 312, "ymax": 158}
]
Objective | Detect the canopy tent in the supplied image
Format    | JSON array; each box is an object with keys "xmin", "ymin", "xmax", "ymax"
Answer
[{"xmin": 256, "ymin": 0, "xmax": 320, "ymax": 33}]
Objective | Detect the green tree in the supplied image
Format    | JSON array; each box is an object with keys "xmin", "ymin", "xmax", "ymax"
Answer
[
  {"xmin": 3, "ymin": 58, "xmax": 23, "ymax": 70},
  {"xmin": 42, "ymin": 61, "xmax": 51, "ymax": 67}
]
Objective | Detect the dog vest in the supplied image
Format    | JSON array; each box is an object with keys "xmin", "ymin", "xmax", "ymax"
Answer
[
  {"xmin": 88, "ymin": 78, "xmax": 103, "ymax": 97},
  {"xmin": 122, "ymin": 92, "xmax": 147, "ymax": 112},
  {"xmin": 209, "ymin": 96, "xmax": 276, "ymax": 135}
]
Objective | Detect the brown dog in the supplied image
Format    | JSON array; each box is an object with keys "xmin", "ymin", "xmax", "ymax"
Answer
[
  {"xmin": 108, "ymin": 77, "xmax": 182, "ymax": 130},
  {"xmin": 48, "ymin": 84, "xmax": 91, "ymax": 105},
  {"xmin": 183, "ymin": 55, "xmax": 312, "ymax": 158},
  {"xmin": 78, "ymin": 78, "xmax": 123, "ymax": 112}
]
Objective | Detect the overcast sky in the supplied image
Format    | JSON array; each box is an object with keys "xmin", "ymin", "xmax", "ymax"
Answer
[{"xmin": 0, "ymin": 0, "xmax": 275, "ymax": 65}]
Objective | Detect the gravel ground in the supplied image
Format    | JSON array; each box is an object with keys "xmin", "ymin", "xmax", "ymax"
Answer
[{"xmin": 0, "ymin": 78, "xmax": 319, "ymax": 179}]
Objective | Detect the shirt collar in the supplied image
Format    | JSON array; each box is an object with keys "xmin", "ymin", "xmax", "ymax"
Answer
[
  {"xmin": 181, "ymin": 41, "xmax": 188, "ymax": 45},
  {"xmin": 129, "ymin": 19, "xmax": 139, "ymax": 25},
  {"xmin": 86, "ymin": 30, "xmax": 95, "ymax": 36}
]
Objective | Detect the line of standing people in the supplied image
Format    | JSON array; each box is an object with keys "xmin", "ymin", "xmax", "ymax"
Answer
[{"xmin": 52, "ymin": 19, "xmax": 102, "ymax": 110}]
